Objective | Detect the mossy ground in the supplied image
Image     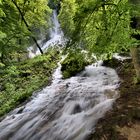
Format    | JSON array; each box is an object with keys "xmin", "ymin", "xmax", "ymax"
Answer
[
  {"xmin": 0, "ymin": 49, "xmax": 60, "ymax": 118},
  {"xmin": 91, "ymin": 58, "xmax": 140, "ymax": 140}
]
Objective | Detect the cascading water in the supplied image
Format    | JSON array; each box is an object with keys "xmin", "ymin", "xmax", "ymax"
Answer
[
  {"xmin": 0, "ymin": 58, "xmax": 120, "ymax": 140},
  {"xmin": 0, "ymin": 7, "xmax": 122, "ymax": 139},
  {"xmin": 28, "ymin": 10, "xmax": 65, "ymax": 58}
]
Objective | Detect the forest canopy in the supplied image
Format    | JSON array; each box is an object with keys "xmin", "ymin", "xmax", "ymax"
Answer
[
  {"xmin": 58, "ymin": 0, "xmax": 140, "ymax": 57},
  {"xmin": 0, "ymin": 0, "xmax": 140, "ymax": 61}
]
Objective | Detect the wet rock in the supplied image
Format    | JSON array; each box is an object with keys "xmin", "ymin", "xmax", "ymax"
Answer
[
  {"xmin": 66, "ymin": 82, "xmax": 70, "ymax": 88},
  {"xmin": 131, "ymin": 108, "xmax": 140, "ymax": 120},
  {"xmin": 71, "ymin": 104, "xmax": 82, "ymax": 114},
  {"xmin": 102, "ymin": 58, "xmax": 122, "ymax": 68}
]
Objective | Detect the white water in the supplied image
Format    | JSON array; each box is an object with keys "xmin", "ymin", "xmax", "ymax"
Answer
[
  {"xmin": 0, "ymin": 9, "xmax": 121, "ymax": 139},
  {"xmin": 0, "ymin": 60, "xmax": 120, "ymax": 140},
  {"xmin": 113, "ymin": 53, "xmax": 131, "ymax": 61},
  {"xmin": 28, "ymin": 10, "xmax": 65, "ymax": 58}
]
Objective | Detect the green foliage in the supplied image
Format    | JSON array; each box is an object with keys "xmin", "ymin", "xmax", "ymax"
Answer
[
  {"xmin": 5, "ymin": 65, "xmax": 19, "ymax": 77},
  {"xmin": 129, "ymin": 0, "xmax": 140, "ymax": 17},
  {"xmin": 58, "ymin": 0, "xmax": 139, "ymax": 56},
  {"xmin": 0, "ymin": 49, "xmax": 60, "ymax": 117},
  {"xmin": 61, "ymin": 50, "xmax": 90, "ymax": 78},
  {"xmin": 0, "ymin": 0, "xmax": 51, "ymax": 61},
  {"xmin": 0, "ymin": 62, "xmax": 5, "ymax": 67},
  {"xmin": 133, "ymin": 76, "xmax": 140, "ymax": 84},
  {"xmin": 58, "ymin": 0, "xmax": 77, "ymax": 37}
]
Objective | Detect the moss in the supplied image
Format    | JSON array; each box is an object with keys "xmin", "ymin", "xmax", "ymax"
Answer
[
  {"xmin": 133, "ymin": 76, "xmax": 140, "ymax": 84},
  {"xmin": 61, "ymin": 51, "xmax": 91, "ymax": 79},
  {"xmin": 0, "ymin": 49, "xmax": 60, "ymax": 117},
  {"xmin": 102, "ymin": 58, "xmax": 122, "ymax": 68}
]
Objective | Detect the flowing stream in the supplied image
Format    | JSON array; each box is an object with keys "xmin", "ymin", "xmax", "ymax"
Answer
[
  {"xmin": 0, "ymin": 9, "xmax": 120, "ymax": 140},
  {"xmin": 0, "ymin": 60, "xmax": 120, "ymax": 140}
]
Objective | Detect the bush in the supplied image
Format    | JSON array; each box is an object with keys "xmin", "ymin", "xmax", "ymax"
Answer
[{"xmin": 0, "ymin": 62, "xmax": 5, "ymax": 68}]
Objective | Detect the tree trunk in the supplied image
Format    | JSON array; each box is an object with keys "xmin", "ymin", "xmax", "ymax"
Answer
[
  {"xmin": 11, "ymin": 0, "xmax": 43, "ymax": 54},
  {"xmin": 130, "ymin": 0, "xmax": 140, "ymax": 82},
  {"xmin": 130, "ymin": 47, "xmax": 140, "ymax": 82},
  {"xmin": 0, "ymin": 53, "xmax": 4, "ymax": 64}
]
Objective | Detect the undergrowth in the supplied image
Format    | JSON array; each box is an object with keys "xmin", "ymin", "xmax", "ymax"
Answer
[{"xmin": 0, "ymin": 49, "xmax": 60, "ymax": 117}]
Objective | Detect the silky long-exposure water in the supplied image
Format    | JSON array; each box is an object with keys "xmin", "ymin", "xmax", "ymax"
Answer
[
  {"xmin": 0, "ymin": 8, "xmax": 121, "ymax": 140},
  {"xmin": 28, "ymin": 10, "xmax": 65, "ymax": 58},
  {"xmin": 0, "ymin": 60, "xmax": 120, "ymax": 140}
]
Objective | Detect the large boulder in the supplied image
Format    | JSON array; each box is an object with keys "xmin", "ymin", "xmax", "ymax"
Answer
[{"xmin": 61, "ymin": 52, "xmax": 90, "ymax": 79}]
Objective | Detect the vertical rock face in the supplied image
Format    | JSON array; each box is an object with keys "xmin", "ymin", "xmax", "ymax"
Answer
[{"xmin": 130, "ymin": 0, "xmax": 140, "ymax": 82}]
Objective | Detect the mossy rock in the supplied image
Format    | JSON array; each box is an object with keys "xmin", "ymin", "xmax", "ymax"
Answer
[
  {"xmin": 61, "ymin": 52, "xmax": 90, "ymax": 79},
  {"xmin": 102, "ymin": 58, "xmax": 122, "ymax": 68}
]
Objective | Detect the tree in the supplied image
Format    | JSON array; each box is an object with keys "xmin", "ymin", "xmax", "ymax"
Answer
[
  {"xmin": 59, "ymin": 0, "xmax": 140, "ymax": 81},
  {"xmin": 59, "ymin": 0, "xmax": 133, "ymax": 55},
  {"xmin": 129, "ymin": 0, "xmax": 140, "ymax": 82},
  {"xmin": 11, "ymin": 0, "xmax": 43, "ymax": 54},
  {"xmin": 0, "ymin": 0, "xmax": 51, "ymax": 63},
  {"xmin": 58, "ymin": 0, "xmax": 77, "ymax": 37}
]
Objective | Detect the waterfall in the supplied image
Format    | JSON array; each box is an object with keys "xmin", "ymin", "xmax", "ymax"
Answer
[
  {"xmin": 0, "ymin": 59, "xmax": 120, "ymax": 140},
  {"xmin": 28, "ymin": 10, "xmax": 65, "ymax": 58},
  {"xmin": 0, "ymin": 6, "xmax": 128, "ymax": 139}
]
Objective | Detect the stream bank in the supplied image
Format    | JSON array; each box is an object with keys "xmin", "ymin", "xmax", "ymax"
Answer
[
  {"xmin": 0, "ymin": 54, "xmax": 120, "ymax": 140},
  {"xmin": 91, "ymin": 58, "xmax": 140, "ymax": 140},
  {"xmin": 0, "ymin": 49, "xmax": 60, "ymax": 119}
]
